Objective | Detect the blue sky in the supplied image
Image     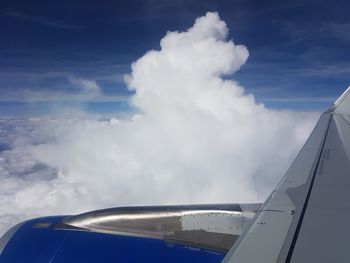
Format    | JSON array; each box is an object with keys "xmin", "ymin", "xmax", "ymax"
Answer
[
  {"xmin": 1, "ymin": 0, "xmax": 349, "ymax": 116},
  {"xmin": 0, "ymin": 2, "xmax": 342, "ymax": 233}
]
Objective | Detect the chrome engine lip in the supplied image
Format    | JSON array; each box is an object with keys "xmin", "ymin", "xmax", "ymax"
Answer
[{"xmin": 58, "ymin": 203, "xmax": 261, "ymax": 252}]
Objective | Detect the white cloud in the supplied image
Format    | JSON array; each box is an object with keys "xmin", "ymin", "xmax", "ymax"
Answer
[
  {"xmin": 69, "ymin": 77, "xmax": 101, "ymax": 97},
  {"xmin": 0, "ymin": 12, "xmax": 318, "ymax": 235}
]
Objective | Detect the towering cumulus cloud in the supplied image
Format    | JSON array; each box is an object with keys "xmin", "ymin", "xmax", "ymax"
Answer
[{"xmin": 0, "ymin": 12, "xmax": 317, "ymax": 235}]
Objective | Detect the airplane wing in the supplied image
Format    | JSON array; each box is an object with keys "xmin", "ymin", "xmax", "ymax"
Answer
[{"xmin": 223, "ymin": 87, "xmax": 350, "ymax": 263}]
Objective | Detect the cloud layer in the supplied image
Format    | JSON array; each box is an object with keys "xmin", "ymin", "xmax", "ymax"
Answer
[{"xmin": 0, "ymin": 12, "xmax": 317, "ymax": 235}]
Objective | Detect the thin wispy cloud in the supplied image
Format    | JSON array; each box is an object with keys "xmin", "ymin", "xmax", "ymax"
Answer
[
  {"xmin": 261, "ymin": 97, "xmax": 335, "ymax": 103},
  {"xmin": 281, "ymin": 20, "xmax": 350, "ymax": 43},
  {"xmin": 5, "ymin": 11, "xmax": 85, "ymax": 30},
  {"xmin": 320, "ymin": 22, "xmax": 350, "ymax": 42},
  {"xmin": 0, "ymin": 66, "xmax": 127, "ymax": 103},
  {"xmin": 296, "ymin": 64, "xmax": 350, "ymax": 77},
  {"xmin": 0, "ymin": 87, "xmax": 130, "ymax": 103},
  {"xmin": 69, "ymin": 77, "xmax": 101, "ymax": 96}
]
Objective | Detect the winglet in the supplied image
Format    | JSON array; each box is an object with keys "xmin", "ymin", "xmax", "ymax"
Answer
[{"xmin": 332, "ymin": 86, "xmax": 350, "ymax": 115}]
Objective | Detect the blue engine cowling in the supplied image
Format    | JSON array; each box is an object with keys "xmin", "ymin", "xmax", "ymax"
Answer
[
  {"xmin": 0, "ymin": 204, "xmax": 260, "ymax": 262},
  {"xmin": 0, "ymin": 217, "xmax": 224, "ymax": 262}
]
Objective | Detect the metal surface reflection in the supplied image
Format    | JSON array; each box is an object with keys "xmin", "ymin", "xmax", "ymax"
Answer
[{"xmin": 59, "ymin": 203, "xmax": 261, "ymax": 252}]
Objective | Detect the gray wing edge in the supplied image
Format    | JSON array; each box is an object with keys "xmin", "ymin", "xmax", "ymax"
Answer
[{"xmin": 223, "ymin": 86, "xmax": 350, "ymax": 263}]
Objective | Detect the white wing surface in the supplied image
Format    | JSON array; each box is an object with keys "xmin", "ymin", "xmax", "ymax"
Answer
[{"xmin": 223, "ymin": 87, "xmax": 350, "ymax": 263}]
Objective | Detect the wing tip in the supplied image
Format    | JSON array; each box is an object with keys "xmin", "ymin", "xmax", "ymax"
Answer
[
  {"xmin": 334, "ymin": 86, "xmax": 350, "ymax": 107},
  {"xmin": 331, "ymin": 86, "xmax": 350, "ymax": 114}
]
